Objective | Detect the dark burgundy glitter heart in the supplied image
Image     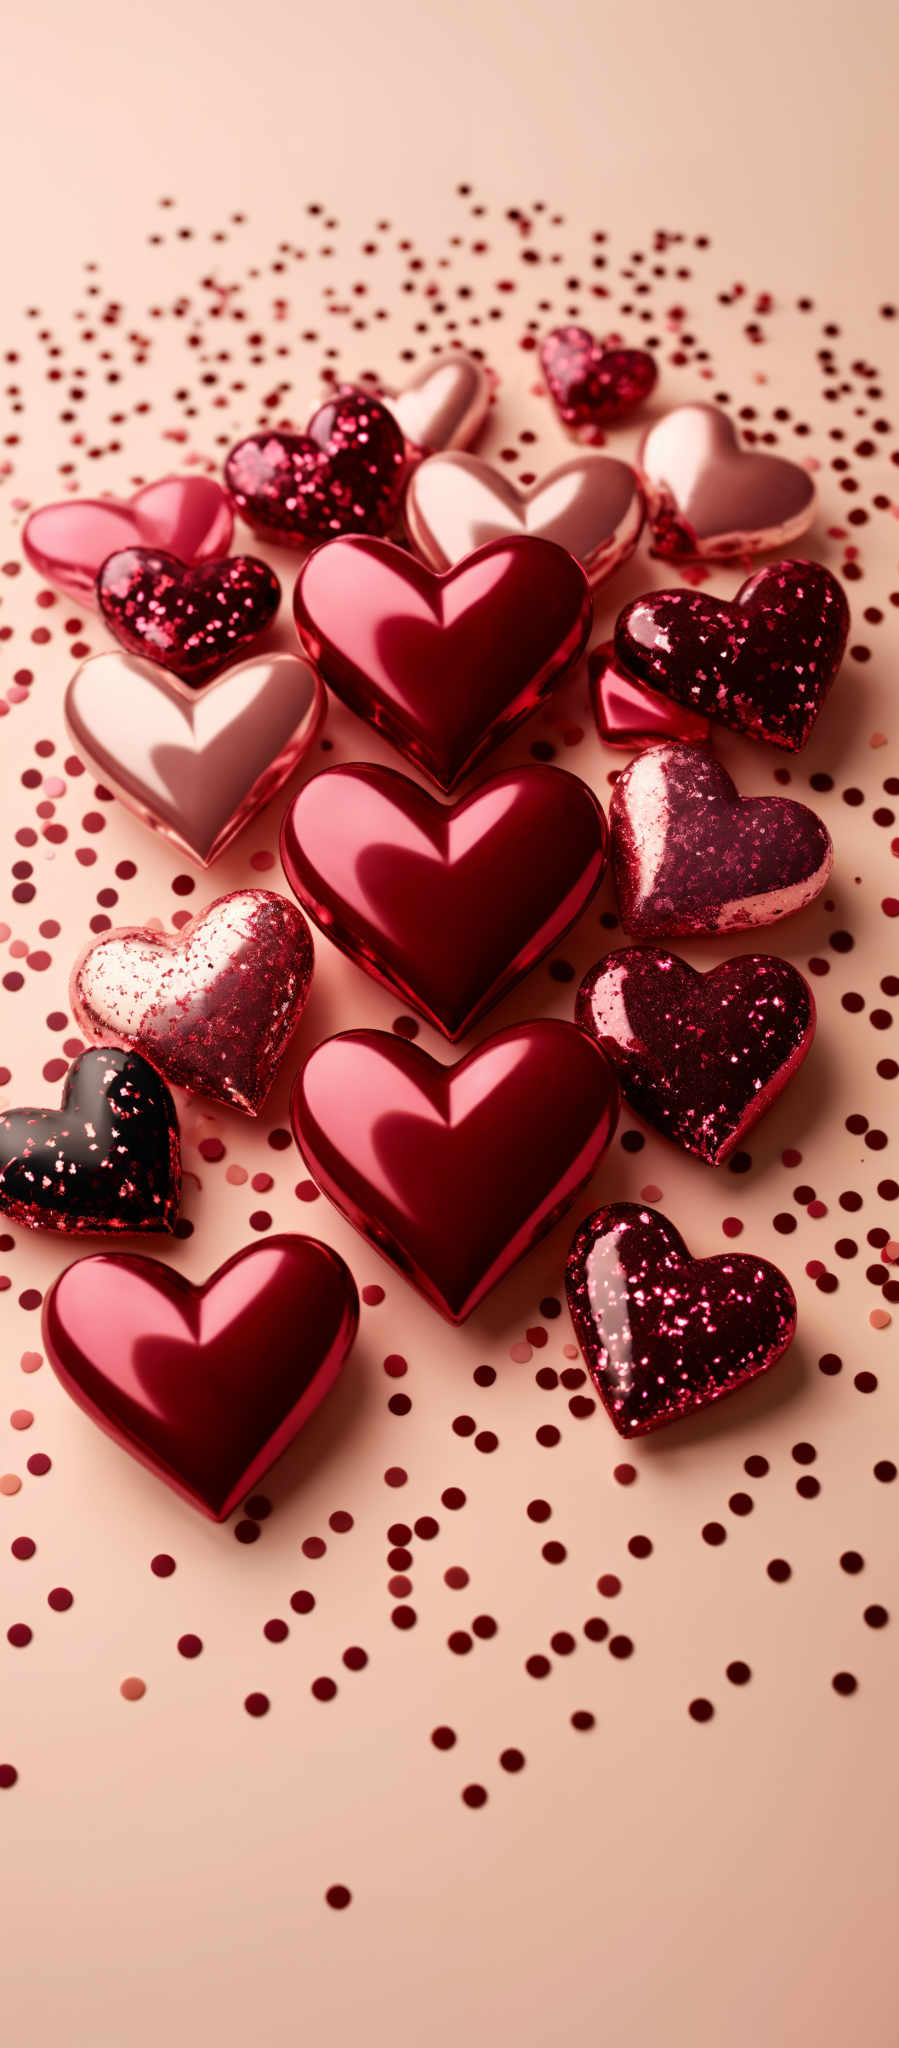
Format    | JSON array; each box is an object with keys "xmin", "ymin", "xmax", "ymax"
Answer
[
  {"xmin": 224, "ymin": 388, "xmax": 407, "ymax": 544},
  {"xmin": 576, "ymin": 948, "xmax": 816, "ymax": 1165},
  {"xmin": 0, "ymin": 1047, "xmax": 181, "ymax": 1236},
  {"xmin": 97, "ymin": 548, "xmax": 281, "ymax": 685},
  {"xmin": 539, "ymin": 326, "xmax": 658, "ymax": 434},
  {"xmin": 566, "ymin": 1202, "xmax": 797, "ymax": 1436},
  {"xmin": 614, "ymin": 558, "xmax": 849, "ymax": 751}
]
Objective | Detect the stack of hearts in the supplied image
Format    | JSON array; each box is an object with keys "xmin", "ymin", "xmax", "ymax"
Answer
[{"xmin": 7, "ymin": 344, "xmax": 849, "ymax": 1517}]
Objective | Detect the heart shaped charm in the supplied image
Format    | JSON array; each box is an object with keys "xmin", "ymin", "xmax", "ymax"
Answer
[
  {"xmin": 615, "ymin": 559, "xmax": 849, "ymax": 751},
  {"xmin": 292, "ymin": 1021, "xmax": 619, "ymax": 1322},
  {"xmin": 293, "ymin": 534, "xmax": 591, "ymax": 791},
  {"xmin": 610, "ymin": 743, "xmax": 832, "ymax": 937},
  {"xmin": 65, "ymin": 650, "xmax": 324, "ymax": 866},
  {"xmin": 97, "ymin": 548, "xmax": 281, "ymax": 684},
  {"xmin": 539, "ymin": 326, "xmax": 658, "ymax": 437},
  {"xmin": 576, "ymin": 949, "xmax": 815, "ymax": 1164},
  {"xmin": 43, "ymin": 1235, "xmax": 359, "ymax": 1518},
  {"xmin": 0, "ymin": 1048, "xmax": 180, "ymax": 1236},
  {"xmin": 72, "ymin": 890, "xmax": 314, "ymax": 1115},
  {"xmin": 224, "ymin": 389, "xmax": 406, "ymax": 545},
  {"xmin": 404, "ymin": 449, "xmax": 644, "ymax": 586},
  {"xmin": 385, "ymin": 353, "xmax": 491, "ymax": 454},
  {"xmin": 639, "ymin": 404, "xmax": 816, "ymax": 560},
  {"xmin": 22, "ymin": 476, "xmax": 234, "ymax": 606},
  {"xmin": 567, "ymin": 1203, "xmax": 797, "ymax": 1435},
  {"xmin": 588, "ymin": 640, "xmax": 710, "ymax": 750},
  {"xmin": 281, "ymin": 763, "xmax": 606, "ymax": 1040}
]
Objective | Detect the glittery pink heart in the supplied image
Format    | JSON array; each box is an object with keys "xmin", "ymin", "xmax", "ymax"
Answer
[
  {"xmin": 639, "ymin": 404, "xmax": 816, "ymax": 560},
  {"xmin": 97, "ymin": 548, "xmax": 281, "ymax": 684},
  {"xmin": 615, "ymin": 559, "xmax": 849, "ymax": 750},
  {"xmin": 65, "ymin": 650, "xmax": 324, "ymax": 867},
  {"xmin": 22, "ymin": 476, "xmax": 234, "ymax": 606},
  {"xmin": 224, "ymin": 388, "xmax": 406, "ymax": 545},
  {"xmin": 71, "ymin": 890, "xmax": 314, "ymax": 1116},
  {"xmin": 588, "ymin": 640, "xmax": 710, "ymax": 750},
  {"xmin": 384, "ymin": 353, "xmax": 492, "ymax": 454},
  {"xmin": 566, "ymin": 1202, "xmax": 797, "ymax": 1436},
  {"xmin": 576, "ymin": 949, "xmax": 815, "ymax": 1164},
  {"xmin": 404, "ymin": 449, "xmax": 644, "ymax": 587},
  {"xmin": 610, "ymin": 742, "xmax": 832, "ymax": 937},
  {"xmin": 539, "ymin": 326, "xmax": 657, "ymax": 437}
]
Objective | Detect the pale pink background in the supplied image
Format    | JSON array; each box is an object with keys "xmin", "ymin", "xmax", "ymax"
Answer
[{"xmin": 2, "ymin": 3, "xmax": 899, "ymax": 2044}]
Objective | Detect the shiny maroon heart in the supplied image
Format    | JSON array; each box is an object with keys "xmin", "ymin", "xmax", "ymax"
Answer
[
  {"xmin": 610, "ymin": 743, "xmax": 833, "ymax": 937},
  {"xmin": 281, "ymin": 762, "xmax": 606, "ymax": 1040},
  {"xmin": 292, "ymin": 1021, "xmax": 619, "ymax": 1322},
  {"xmin": 72, "ymin": 890, "xmax": 314, "ymax": 1115},
  {"xmin": 404, "ymin": 448, "xmax": 644, "ymax": 586},
  {"xmin": 539, "ymin": 326, "xmax": 658, "ymax": 436},
  {"xmin": 0, "ymin": 1048, "xmax": 180, "ymax": 1237},
  {"xmin": 224, "ymin": 389, "xmax": 406, "ymax": 545},
  {"xmin": 293, "ymin": 533, "xmax": 592, "ymax": 791},
  {"xmin": 97, "ymin": 548, "xmax": 281, "ymax": 685},
  {"xmin": 566, "ymin": 1202, "xmax": 797, "ymax": 1436},
  {"xmin": 42, "ymin": 1235, "xmax": 359, "ymax": 1519},
  {"xmin": 576, "ymin": 949, "xmax": 815, "ymax": 1164},
  {"xmin": 588, "ymin": 640, "xmax": 710, "ymax": 750},
  {"xmin": 22, "ymin": 476, "xmax": 234, "ymax": 606},
  {"xmin": 614, "ymin": 559, "xmax": 849, "ymax": 751},
  {"xmin": 639, "ymin": 404, "xmax": 816, "ymax": 560}
]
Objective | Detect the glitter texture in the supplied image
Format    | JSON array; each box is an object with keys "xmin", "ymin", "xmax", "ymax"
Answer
[
  {"xmin": 292, "ymin": 1022, "xmax": 619, "ymax": 1323},
  {"xmin": 292, "ymin": 533, "xmax": 591, "ymax": 791},
  {"xmin": 281, "ymin": 761, "xmax": 606, "ymax": 1040},
  {"xmin": 42, "ymin": 1235, "xmax": 359, "ymax": 1518},
  {"xmin": 22, "ymin": 476, "xmax": 234, "ymax": 607},
  {"xmin": 71, "ymin": 889, "xmax": 314, "ymax": 1115},
  {"xmin": 614, "ymin": 559, "xmax": 850, "ymax": 751},
  {"xmin": 610, "ymin": 742, "xmax": 833, "ymax": 936},
  {"xmin": 403, "ymin": 448, "xmax": 644, "ymax": 586},
  {"xmin": 576, "ymin": 948, "xmax": 816, "ymax": 1165},
  {"xmin": 0, "ymin": 1048, "xmax": 180, "ymax": 1235},
  {"xmin": 224, "ymin": 389, "xmax": 406, "ymax": 544},
  {"xmin": 588, "ymin": 639, "xmax": 710, "ymax": 750},
  {"xmin": 97, "ymin": 547, "xmax": 281, "ymax": 685},
  {"xmin": 639, "ymin": 402, "xmax": 817, "ymax": 560},
  {"xmin": 539, "ymin": 325, "xmax": 657, "ymax": 436},
  {"xmin": 65, "ymin": 650, "xmax": 324, "ymax": 866},
  {"xmin": 566, "ymin": 1202, "xmax": 798, "ymax": 1436}
]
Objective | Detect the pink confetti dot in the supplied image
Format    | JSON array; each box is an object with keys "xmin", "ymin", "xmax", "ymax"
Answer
[
  {"xmin": 9, "ymin": 1409, "xmax": 33, "ymax": 1430},
  {"xmin": 120, "ymin": 1676, "xmax": 146, "ymax": 1701}
]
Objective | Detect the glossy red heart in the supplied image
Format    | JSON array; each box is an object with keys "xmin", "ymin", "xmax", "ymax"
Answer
[
  {"xmin": 42, "ymin": 1235, "xmax": 359, "ymax": 1519},
  {"xmin": 72, "ymin": 890, "xmax": 314, "ymax": 1115},
  {"xmin": 281, "ymin": 762, "xmax": 607, "ymax": 1039},
  {"xmin": 224, "ymin": 389, "xmax": 406, "ymax": 545},
  {"xmin": 567, "ymin": 1203, "xmax": 797, "ymax": 1436},
  {"xmin": 639, "ymin": 404, "xmax": 816, "ymax": 560},
  {"xmin": 539, "ymin": 326, "xmax": 658, "ymax": 437},
  {"xmin": 610, "ymin": 742, "xmax": 833, "ymax": 937},
  {"xmin": 292, "ymin": 533, "xmax": 592, "ymax": 791},
  {"xmin": 614, "ymin": 559, "xmax": 849, "ymax": 751},
  {"xmin": 22, "ymin": 476, "xmax": 234, "ymax": 606},
  {"xmin": 576, "ymin": 948, "xmax": 815, "ymax": 1164},
  {"xmin": 292, "ymin": 1022, "xmax": 619, "ymax": 1322},
  {"xmin": 97, "ymin": 548, "xmax": 281, "ymax": 685},
  {"xmin": 588, "ymin": 640, "xmax": 710, "ymax": 750}
]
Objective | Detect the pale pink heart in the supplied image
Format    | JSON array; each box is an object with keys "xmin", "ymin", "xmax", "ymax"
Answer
[
  {"xmin": 638, "ymin": 404, "xmax": 817, "ymax": 560},
  {"xmin": 22, "ymin": 476, "xmax": 234, "ymax": 605},
  {"xmin": 404, "ymin": 449, "xmax": 644, "ymax": 587},
  {"xmin": 64, "ymin": 651, "xmax": 324, "ymax": 867},
  {"xmin": 385, "ymin": 354, "xmax": 492, "ymax": 454}
]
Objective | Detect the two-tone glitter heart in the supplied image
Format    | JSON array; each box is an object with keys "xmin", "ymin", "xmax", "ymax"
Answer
[
  {"xmin": 0, "ymin": 1048, "xmax": 180, "ymax": 1236},
  {"xmin": 97, "ymin": 548, "xmax": 281, "ymax": 684},
  {"xmin": 224, "ymin": 388, "xmax": 407, "ymax": 544},
  {"xmin": 539, "ymin": 326, "xmax": 658, "ymax": 437}
]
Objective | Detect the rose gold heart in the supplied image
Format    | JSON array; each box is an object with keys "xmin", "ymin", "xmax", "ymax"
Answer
[
  {"xmin": 639, "ymin": 404, "xmax": 816, "ymax": 561},
  {"xmin": 404, "ymin": 449, "xmax": 644, "ymax": 587},
  {"xmin": 22, "ymin": 476, "xmax": 234, "ymax": 606},
  {"xmin": 65, "ymin": 651, "xmax": 324, "ymax": 867},
  {"xmin": 386, "ymin": 354, "xmax": 492, "ymax": 454}
]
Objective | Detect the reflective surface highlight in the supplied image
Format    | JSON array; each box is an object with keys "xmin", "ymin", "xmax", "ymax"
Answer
[
  {"xmin": 97, "ymin": 547, "xmax": 281, "ymax": 684},
  {"xmin": 404, "ymin": 447, "xmax": 644, "ymax": 586},
  {"xmin": 588, "ymin": 639, "xmax": 710, "ymax": 750},
  {"xmin": 22, "ymin": 475, "xmax": 234, "ymax": 606},
  {"xmin": 0, "ymin": 1048, "xmax": 180, "ymax": 1236},
  {"xmin": 639, "ymin": 403, "xmax": 817, "ymax": 561}
]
